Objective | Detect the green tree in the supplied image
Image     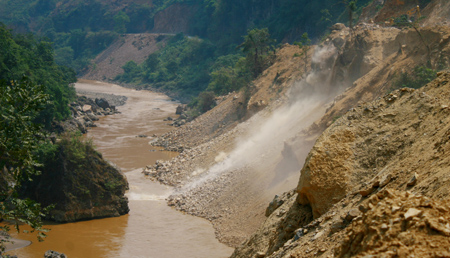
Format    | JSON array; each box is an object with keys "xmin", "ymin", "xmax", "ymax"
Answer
[
  {"xmin": 207, "ymin": 67, "xmax": 238, "ymax": 95},
  {"xmin": 114, "ymin": 11, "xmax": 130, "ymax": 34},
  {"xmin": 294, "ymin": 32, "xmax": 312, "ymax": 74},
  {"xmin": 0, "ymin": 77, "xmax": 52, "ymax": 251},
  {"xmin": 238, "ymin": 28, "xmax": 276, "ymax": 78},
  {"xmin": 347, "ymin": 0, "xmax": 357, "ymax": 32},
  {"xmin": 197, "ymin": 91, "xmax": 216, "ymax": 113},
  {"xmin": 0, "ymin": 24, "xmax": 76, "ymax": 127},
  {"xmin": 393, "ymin": 65, "xmax": 436, "ymax": 90}
]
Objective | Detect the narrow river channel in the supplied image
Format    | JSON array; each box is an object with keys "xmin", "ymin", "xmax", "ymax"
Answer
[{"xmin": 7, "ymin": 80, "xmax": 233, "ymax": 258}]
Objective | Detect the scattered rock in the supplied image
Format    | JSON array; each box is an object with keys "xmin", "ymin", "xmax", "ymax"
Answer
[
  {"xmin": 407, "ymin": 172, "xmax": 418, "ymax": 186},
  {"xmin": 59, "ymin": 95, "xmax": 122, "ymax": 134},
  {"xmin": 404, "ymin": 208, "xmax": 423, "ymax": 219},
  {"xmin": 44, "ymin": 250, "xmax": 67, "ymax": 258},
  {"xmin": 82, "ymin": 105, "xmax": 92, "ymax": 112},
  {"xmin": 265, "ymin": 195, "xmax": 285, "ymax": 217},
  {"xmin": 330, "ymin": 23, "xmax": 346, "ymax": 31},
  {"xmin": 345, "ymin": 208, "xmax": 361, "ymax": 221},
  {"xmin": 95, "ymin": 98, "xmax": 111, "ymax": 109},
  {"xmin": 176, "ymin": 104, "xmax": 186, "ymax": 115},
  {"xmin": 360, "ymin": 186, "xmax": 375, "ymax": 197},
  {"xmin": 379, "ymin": 174, "xmax": 392, "ymax": 188}
]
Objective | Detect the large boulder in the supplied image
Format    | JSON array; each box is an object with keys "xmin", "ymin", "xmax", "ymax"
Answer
[
  {"xmin": 297, "ymin": 71, "xmax": 450, "ymax": 219},
  {"xmin": 296, "ymin": 127, "xmax": 355, "ymax": 218},
  {"xmin": 95, "ymin": 98, "xmax": 111, "ymax": 110},
  {"xmin": 20, "ymin": 136, "xmax": 129, "ymax": 222},
  {"xmin": 44, "ymin": 250, "xmax": 67, "ymax": 258}
]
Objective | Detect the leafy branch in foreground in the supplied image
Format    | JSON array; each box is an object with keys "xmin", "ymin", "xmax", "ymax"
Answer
[{"xmin": 0, "ymin": 77, "xmax": 52, "ymax": 253}]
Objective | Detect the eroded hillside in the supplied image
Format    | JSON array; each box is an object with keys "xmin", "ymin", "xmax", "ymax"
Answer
[
  {"xmin": 81, "ymin": 33, "xmax": 169, "ymax": 81},
  {"xmin": 143, "ymin": 18, "xmax": 450, "ymax": 250},
  {"xmin": 232, "ymin": 69, "xmax": 450, "ymax": 258}
]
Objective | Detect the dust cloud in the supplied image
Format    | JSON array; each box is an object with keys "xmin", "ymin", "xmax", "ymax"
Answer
[{"xmin": 181, "ymin": 43, "xmax": 345, "ymax": 192}]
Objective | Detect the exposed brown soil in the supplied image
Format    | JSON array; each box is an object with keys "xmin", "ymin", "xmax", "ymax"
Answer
[
  {"xmin": 338, "ymin": 189, "xmax": 450, "ymax": 258},
  {"xmin": 307, "ymin": 24, "xmax": 450, "ymax": 136},
  {"xmin": 81, "ymin": 33, "xmax": 169, "ymax": 81},
  {"xmin": 145, "ymin": 22, "xmax": 450, "ymax": 252},
  {"xmin": 232, "ymin": 70, "xmax": 450, "ymax": 258}
]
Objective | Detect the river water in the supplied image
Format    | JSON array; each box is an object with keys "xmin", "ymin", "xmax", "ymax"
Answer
[{"xmin": 7, "ymin": 80, "xmax": 233, "ymax": 258}]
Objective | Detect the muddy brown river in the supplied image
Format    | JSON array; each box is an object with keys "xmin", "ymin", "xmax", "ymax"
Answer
[{"xmin": 7, "ymin": 80, "xmax": 233, "ymax": 258}]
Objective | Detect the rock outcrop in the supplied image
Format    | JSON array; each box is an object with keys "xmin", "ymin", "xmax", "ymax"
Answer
[
  {"xmin": 337, "ymin": 189, "xmax": 450, "ymax": 257},
  {"xmin": 310, "ymin": 24, "xmax": 450, "ymax": 134},
  {"xmin": 20, "ymin": 136, "xmax": 129, "ymax": 222},
  {"xmin": 57, "ymin": 95, "xmax": 123, "ymax": 134},
  {"xmin": 298, "ymin": 71, "xmax": 450, "ymax": 219},
  {"xmin": 44, "ymin": 250, "xmax": 67, "ymax": 258}
]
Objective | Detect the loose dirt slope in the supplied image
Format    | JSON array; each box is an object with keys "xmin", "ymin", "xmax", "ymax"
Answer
[
  {"xmin": 147, "ymin": 21, "xmax": 450, "ymax": 249},
  {"xmin": 232, "ymin": 70, "xmax": 450, "ymax": 258},
  {"xmin": 81, "ymin": 33, "xmax": 169, "ymax": 81}
]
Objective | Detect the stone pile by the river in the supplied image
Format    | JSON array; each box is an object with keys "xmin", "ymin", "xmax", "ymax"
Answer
[
  {"xmin": 44, "ymin": 250, "xmax": 67, "ymax": 258},
  {"xmin": 61, "ymin": 96, "xmax": 121, "ymax": 134},
  {"xmin": 164, "ymin": 104, "xmax": 191, "ymax": 128}
]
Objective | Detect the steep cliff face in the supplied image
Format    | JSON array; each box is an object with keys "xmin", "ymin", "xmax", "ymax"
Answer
[
  {"xmin": 309, "ymin": 24, "xmax": 450, "ymax": 135},
  {"xmin": 21, "ymin": 136, "xmax": 129, "ymax": 222}
]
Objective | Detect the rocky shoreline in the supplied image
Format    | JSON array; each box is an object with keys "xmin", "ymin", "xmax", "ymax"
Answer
[
  {"xmin": 75, "ymin": 90, "xmax": 128, "ymax": 107},
  {"xmin": 56, "ymin": 94, "xmax": 125, "ymax": 134}
]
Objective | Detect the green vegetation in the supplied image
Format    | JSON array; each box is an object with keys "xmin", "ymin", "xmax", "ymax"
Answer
[
  {"xmin": 0, "ymin": 77, "xmax": 53, "ymax": 251},
  {"xmin": 23, "ymin": 132, "xmax": 129, "ymax": 222},
  {"xmin": 0, "ymin": 23, "xmax": 79, "ymax": 248},
  {"xmin": 0, "ymin": 0, "xmax": 373, "ymax": 73},
  {"xmin": 117, "ymin": 28, "xmax": 275, "ymax": 115},
  {"xmin": 393, "ymin": 65, "xmax": 437, "ymax": 90},
  {"xmin": 0, "ymin": 0, "xmax": 376, "ymax": 111},
  {"xmin": 0, "ymin": 24, "xmax": 77, "ymax": 127},
  {"xmin": 294, "ymin": 32, "xmax": 312, "ymax": 73},
  {"xmin": 115, "ymin": 34, "xmax": 216, "ymax": 101},
  {"xmin": 238, "ymin": 28, "xmax": 276, "ymax": 78}
]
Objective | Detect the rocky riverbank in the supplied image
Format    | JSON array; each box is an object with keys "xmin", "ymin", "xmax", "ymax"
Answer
[
  {"xmin": 75, "ymin": 90, "xmax": 128, "ymax": 107},
  {"xmin": 56, "ymin": 94, "xmax": 125, "ymax": 134}
]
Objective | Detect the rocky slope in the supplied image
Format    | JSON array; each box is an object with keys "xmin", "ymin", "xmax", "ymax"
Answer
[
  {"xmin": 145, "ymin": 44, "xmax": 318, "ymax": 246},
  {"xmin": 306, "ymin": 23, "xmax": 450, "ymax": 136},
  {"xmin": 231, "ymin": 70, "xmax": 450, "ymax": 258},
  {"xmin": 144, "ymin": 20, "xmax": 450, "ymax": 249}
]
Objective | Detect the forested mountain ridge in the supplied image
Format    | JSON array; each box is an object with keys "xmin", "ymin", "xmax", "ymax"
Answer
[
  {"xmin": 1, "ymin": 0, "xmax": 436, "ymax": 106},
  {"xmin": 0, "ymin": 0, "xmax": 372, "ymax": 42},
  {"xmin": 0, "ymin": 0, "xmax": 374, "ymax": 76}
]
